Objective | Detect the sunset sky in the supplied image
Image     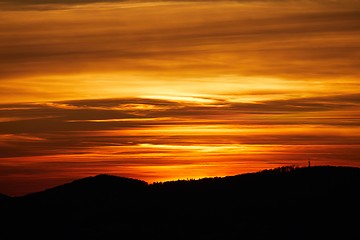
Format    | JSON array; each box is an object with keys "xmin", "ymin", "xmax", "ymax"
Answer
[{"xmin": 0, "ymin": 0, "xmax": 359, "ymax": 196}]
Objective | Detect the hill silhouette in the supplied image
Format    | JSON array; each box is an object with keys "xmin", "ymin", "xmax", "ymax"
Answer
[
  {"xmin": 21, "ymin": 174, "xmax": 147, "ymax": 208},
  {"xmin": 1, "ymin": 166, "xmax": 359, "ymax": 240},
  {"xmin": 0, "ymin": 193, "xmax": 10, "ymax": 202}
]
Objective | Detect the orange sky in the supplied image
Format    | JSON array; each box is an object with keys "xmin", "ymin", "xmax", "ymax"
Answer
[{"xmin": 0, "ymin": 0, "xmax": 359, "ymax": 196}]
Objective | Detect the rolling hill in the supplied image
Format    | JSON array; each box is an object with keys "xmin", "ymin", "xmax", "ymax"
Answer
[
  {"xmin": 1, "ymin": 166, "xmax": 359, "ymax": 239},
  {"xmin": 0, "ymin": 193, "xmax": 10, "ymax": 202}
]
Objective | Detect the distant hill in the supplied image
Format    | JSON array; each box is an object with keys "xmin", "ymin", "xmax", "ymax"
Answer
[
  {"xmin": 1, "ymin": 166, "xmax": 359, "ymax": 240},
  {"xmin": 0, "ymin": 193, "xmax": 10, "ymax": 202},
  {"xmin": 21, "ymin": 174, "xmax": 147, "ymax": 208}
]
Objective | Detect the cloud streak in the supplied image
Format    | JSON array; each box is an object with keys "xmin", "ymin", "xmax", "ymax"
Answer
[
  {"xmin": 1, "ymin": 1, "xmax": 359, "ymax": 77},
  {"xmin": 0, "ymin": 95, "xmax": 359, "ymax": 186},
  {"xmin": 1, "ymin": 0, "xmax": 359, "ymax": 104}
]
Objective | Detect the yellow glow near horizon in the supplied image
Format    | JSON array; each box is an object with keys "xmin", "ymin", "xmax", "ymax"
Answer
[{"xmin": 2, "ymin": 73, "xmax": 360, "ymax": 104}]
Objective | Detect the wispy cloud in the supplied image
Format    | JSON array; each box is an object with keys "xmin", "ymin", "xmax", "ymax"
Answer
[
  {"xmin": 1, "ymin": 1, "xmax": 359, "ymax": 78},
  {"xmin": 1, "ymin": 0, "xmax": 359, "ymax": 104},
  {"xmin": 0, "ymin": 94, "xmax": 359, "ymax": 161}
]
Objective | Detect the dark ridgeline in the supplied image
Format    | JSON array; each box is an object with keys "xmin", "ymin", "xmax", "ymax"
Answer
[
  {"xmin": 1, "ymin": 166, "xmax": 359, "ymax": 240},
  {"xmin": 0, "ymin": 193, "xmax": 11, "ymax": 202}
]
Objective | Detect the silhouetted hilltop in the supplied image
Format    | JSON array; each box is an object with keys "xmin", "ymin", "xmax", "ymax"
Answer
[
  {"xmin": 0, "ymin": 193, "xmax": 10, "ymax": 202},
  {"xmin": 1, "ymin": 166, "xmax": 359, "ymax": 240},
  {"xmin": 21, "ymin": 174, "xmax": 147, "ymax": 206}
]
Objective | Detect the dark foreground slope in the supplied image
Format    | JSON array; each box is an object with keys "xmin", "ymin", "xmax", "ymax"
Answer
[
  {"xmin": 0, "ymin": 193, "xmax": 10, "ymax": 202},
  {"xmin": 1, "ymin": 166, "xmax": 359, "ymax": 240}
]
